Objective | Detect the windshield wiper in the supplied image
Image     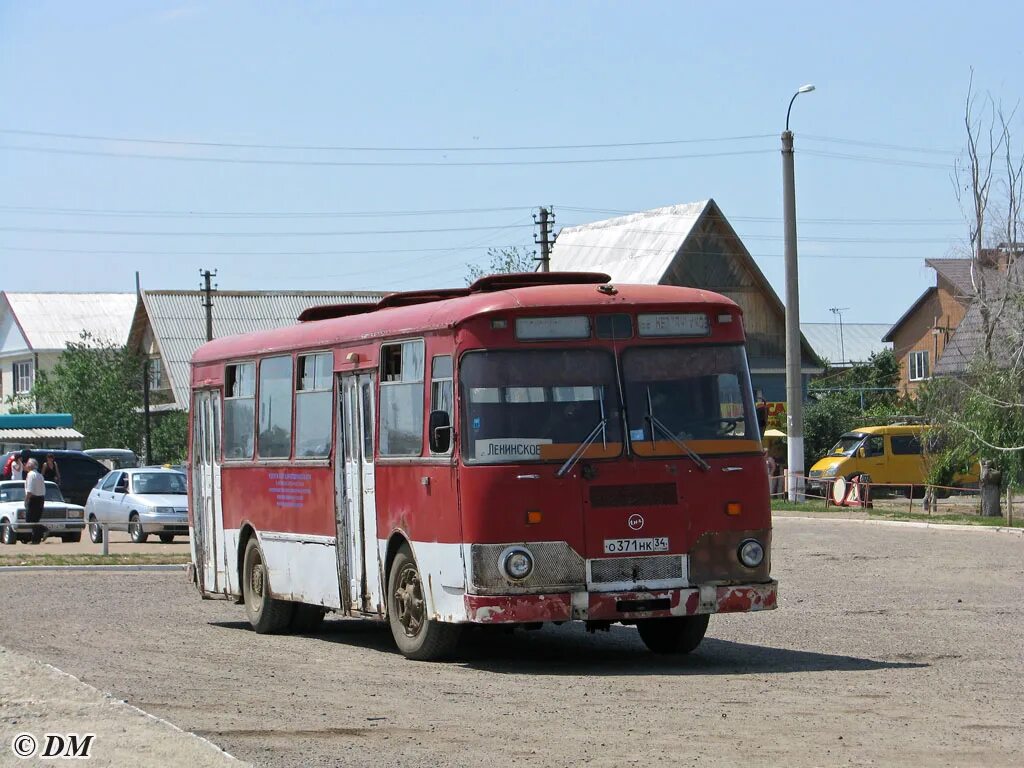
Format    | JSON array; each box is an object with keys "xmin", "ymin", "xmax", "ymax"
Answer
[
  {"xmin": 555, "ymin": 397, "xmax": 608, "ymax": 478},
  {"xmin": 644, "ymin": 388, "xmax": 710, "ymax": 471}
]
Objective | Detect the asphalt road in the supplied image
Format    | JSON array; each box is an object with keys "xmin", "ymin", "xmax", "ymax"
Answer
[{"xmin": 1, "ymin": 518, "xmax": 1021, "ymax": 767}]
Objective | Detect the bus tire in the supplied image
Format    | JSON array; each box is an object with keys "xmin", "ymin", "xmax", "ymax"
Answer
[
  {"xmin": 636, "ymin": 614, "xmax": 710, "ymax": 654},
  {"xmin": 242, "ymin": 536, "xmax": 294, "ymax": 634},
  {"xmin": 290, "ymin": 603, "xmax": 327, "ymax": 633},
  {"xmin": 387, "ymin": 545, "xmax": 461, "ymax": 661}
]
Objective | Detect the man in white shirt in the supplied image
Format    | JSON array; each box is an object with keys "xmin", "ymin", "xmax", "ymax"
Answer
[{"xmin": 24, "ymin": 458, "xmax": 45, "ymax": 544}]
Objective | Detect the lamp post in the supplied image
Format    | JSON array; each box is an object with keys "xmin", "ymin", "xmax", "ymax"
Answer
[{"xmin": 782, "ymin": 83, "xmax": 814, "ymax": 502}]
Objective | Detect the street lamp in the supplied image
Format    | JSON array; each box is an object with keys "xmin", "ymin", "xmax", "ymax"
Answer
[{"xmin": 782, "ymin": 83, "xmax": 815, "ymax": 502}]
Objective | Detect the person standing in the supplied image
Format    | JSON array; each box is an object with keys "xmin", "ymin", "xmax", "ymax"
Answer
[
  {"xmin": 24, "ymin": 458, "xmax": 46, "ymax": 545},
  {"xmin": 41, "ymin": 453, "xmax": 61, "ymax": 484}
]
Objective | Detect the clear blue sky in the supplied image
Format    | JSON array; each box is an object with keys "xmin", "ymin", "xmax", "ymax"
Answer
[{"xmin": 2, "ymin": 1, "xmax": 1023, "ymax": 323}]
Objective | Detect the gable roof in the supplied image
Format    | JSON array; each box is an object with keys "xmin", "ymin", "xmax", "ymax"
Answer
[
  {"xmin": 800, "ymin": 323, "xmax": 892, "ymax": 366},
  {"xmin": 1, "ymin": 293, "xmax": 137, "ymax": 351},
  {"xmin": 882, "ymin": 287, "xmax": 937, "ymax": 342},
  {"xmin": 550, "ymin": 199, "xmax": 820, "ymax": 367},
  {"xmin": 933, "ymin": 258, "xmax": 1024, "ymax": 376},
  {"xmin": 925, "ymin": 258, "xmax": 977, "ymax": 298},
  {"xmin": 129, "ymin": 290, "xmax": 384, "ymax": 409}
]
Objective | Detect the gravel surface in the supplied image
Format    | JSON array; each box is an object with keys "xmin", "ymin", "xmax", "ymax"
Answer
[
  {"xmin": 1, "ymin": 517, "xmax": 1021, "ymax": 767},
  {"xmin": 0, "ymin": 646, "xmax": 245, "ymax": 767}
]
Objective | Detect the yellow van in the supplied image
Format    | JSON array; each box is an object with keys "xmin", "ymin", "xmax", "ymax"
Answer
[{"xmin": 807, "ymin": 424, "xmax": 978, "ymax": 497}]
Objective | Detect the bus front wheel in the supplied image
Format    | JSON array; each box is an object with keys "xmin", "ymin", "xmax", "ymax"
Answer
[
  {"xmin": 387, "ymin": 545, "xmax": 461, "ymax": 661},
  {"xmin": 636, "ymin": 614, "xmax": 710, "ymax": 654},
  {"xmin": 242, "ymin": 537, "xmax": 294, "ymax": 634}
]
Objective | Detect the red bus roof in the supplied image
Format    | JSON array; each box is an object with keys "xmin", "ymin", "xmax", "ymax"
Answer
[{"xmin": 192, "ymin": 277, "xmax": 740, "ymax": 365}]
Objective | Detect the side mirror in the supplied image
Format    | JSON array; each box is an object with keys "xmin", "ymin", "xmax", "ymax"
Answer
[
  {"xmin": 428, "ymin": 410, "xmax": 452, "ymax": 454},
  {"xmin": 857, "ymin": 447, "xmax": 866, "ymax": 458}
]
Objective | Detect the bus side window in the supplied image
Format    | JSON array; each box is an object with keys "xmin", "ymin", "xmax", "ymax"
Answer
[
  {"xmin": 430, "ymin": 355, "xmax": 453, "ymax": 455},
  {"xmin": 379, "ymin": 340, "xmax": 425, "ymax": 456},
  {"xmin": 224, "ymin": 362, "xmax": 256, "ymax": 460}
]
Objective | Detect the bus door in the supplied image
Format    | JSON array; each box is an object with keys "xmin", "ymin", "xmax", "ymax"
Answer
[
  {"xmin": 191, "ymin": 388, "xmax": 226, "ymax": 594},
  {"xmin": 335, "ymin": 372, "xmax": 380, "ymax": 614}
]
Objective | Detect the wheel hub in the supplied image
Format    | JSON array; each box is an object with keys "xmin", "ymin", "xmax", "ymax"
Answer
[{"xmin": 394, "ymin": 567, "xmax": 424, "ymax": 637}]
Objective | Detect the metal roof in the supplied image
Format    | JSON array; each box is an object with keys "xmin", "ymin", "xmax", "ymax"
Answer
[
  {"xmin": 549, "ymin": 199, "xmax": 820, "ymax": 369},
  {"xmin": 1, "ymin": 293, "xmax": 137, "ymax": 351},
  {"xmin": 0, "ymin": 427, "xmax": 83, "ymax": 440},
  {"xmin": 131, "ymin": 290, "xmax": 385, "ymax": 409},
  {"xmin": 800, "ymin": 323, "xmax": 892, "ymax": 367},
  {"xmin": 551, "ymin": 201, "xmax": 707, "ymax": 282}
]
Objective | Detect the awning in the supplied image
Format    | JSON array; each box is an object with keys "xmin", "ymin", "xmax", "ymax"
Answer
[
  {"xmin": 763, "ymin": 428, "xmax": 787, "ymax": 438},
  {"xmin": 0, "ymin": 427, "xmax": 84, "ymax": 441}
]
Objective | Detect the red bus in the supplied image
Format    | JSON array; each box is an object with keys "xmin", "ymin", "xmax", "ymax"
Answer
[{"xmin": 187, "ymin": 272, "xmax": 776, "ymax": 660}]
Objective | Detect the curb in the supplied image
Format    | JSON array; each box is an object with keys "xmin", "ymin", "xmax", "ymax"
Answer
[
  {"xmin": 0, "ymin": 564, "xmax": 186, "ymax": 572},
  {"xmin": 777, "ymin": 515, "xmax": 1024, "ymax": 536}
]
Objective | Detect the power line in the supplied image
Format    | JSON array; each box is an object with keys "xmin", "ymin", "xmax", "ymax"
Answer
[
  {"xmin": 0, "ymin": 222, "xmax": 535, "ymax": 237},
  {"xmin": 803, "ymin": 134, "xmax": 958, "ymax": 156},
  {"xmin": 0, "ymin": 143, "xmax": 774, "ymax": 167},
  {"xmin": 557, "ymin": 205, "xmax": 963, "ymax": 226},
  {"xmin": 0, "ymin": 203, "xmax": 533, "ymax": 219},
  {"xmin": 0, "ymin": 127, "xmax": 775, "ymax": 152}
]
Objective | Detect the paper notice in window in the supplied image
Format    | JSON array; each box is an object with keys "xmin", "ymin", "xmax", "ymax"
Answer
[{"xmin": 475, "ymin": 438, "xmax": 553, "ymax": 462}]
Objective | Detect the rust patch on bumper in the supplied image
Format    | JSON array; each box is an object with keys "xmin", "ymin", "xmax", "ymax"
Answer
[{"xmin": 465, "ymin": 593, "xmax": 572, "ymax": 623}]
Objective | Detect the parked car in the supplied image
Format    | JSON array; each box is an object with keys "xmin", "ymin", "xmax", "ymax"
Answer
[
  {"xmin": 84, "ymin": 467, "xmax": 188, "ymax": 543},
  {"xmin": 83, "ymin": 448, "xmax": 139, "ymax": 470},
  {"xmin": 0, "ymin": 449, "xmax": 108, "ymax": 507},
  {"xmin": 0, "ymin": 480, "xmax": 85, "ymax": 544},
  {"xmin": 807, "ymin": 424, "xmax": 980, "ymax": 497}
]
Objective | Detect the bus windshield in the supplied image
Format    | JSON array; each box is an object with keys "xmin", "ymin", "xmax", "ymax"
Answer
[
  {"xmin": 622, "ymin": 345, "xmax": 756, "ymax": 455},
  {"xmin": 460, "ymin": 349, "xmax": 622, "ymax": 464}
]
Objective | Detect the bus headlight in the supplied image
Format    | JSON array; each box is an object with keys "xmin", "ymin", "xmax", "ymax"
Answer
[
  {"xmin": 738, "ymin": 539, "xmax": 764, "ymax": 568},
  {"xmin": 500, "ymin": 547, "xmax": 534, "ymax": 580}
]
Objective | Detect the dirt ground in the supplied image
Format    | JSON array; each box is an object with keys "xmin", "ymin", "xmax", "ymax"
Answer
[{"xmin": 1, "ymin": 517, "xmax": 1022, "ymax": 767}]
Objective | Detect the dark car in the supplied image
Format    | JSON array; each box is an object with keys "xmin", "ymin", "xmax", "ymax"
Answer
[{"xmin": 1, "ymin": 449, "xmax": 109, "ymax": 507}]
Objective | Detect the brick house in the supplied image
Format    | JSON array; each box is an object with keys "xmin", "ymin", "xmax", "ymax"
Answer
[{"xmin": 882, "ymin": 254, "xmax": 1009, "ymax": 395}]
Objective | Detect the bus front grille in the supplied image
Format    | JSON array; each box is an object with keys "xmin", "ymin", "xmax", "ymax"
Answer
[
  {"xmin": 589, "ymin": 555, "xmax": 685, "ymax": 585},
  {"xmin": 470, "ymin": 542, "xmax": 585, "ymax": 595}
]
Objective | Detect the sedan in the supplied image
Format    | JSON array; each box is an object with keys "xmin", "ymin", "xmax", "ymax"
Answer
[
  {"xmin": 0, "ymin": 481, "xmax": 85, "ymax": 544},
  {"xmin": 84, "ymin": 468, "xmax": 188, "ymax": 544}
]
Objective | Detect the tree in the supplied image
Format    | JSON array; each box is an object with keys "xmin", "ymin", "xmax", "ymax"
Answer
[
  {"xmin": 921, "ymin": 75, "xmax": 1024, "ymax": 513},
  {"xmin": 465, "ymin": 246, "xmax": 537, "ymax": 284},
  {"xmin": 150, "ymin": 410, "xmax": 189, "ymax": 464},
  {"xmin": 31, "ymin": 332, "xmax": 143, "ymax": 451}
]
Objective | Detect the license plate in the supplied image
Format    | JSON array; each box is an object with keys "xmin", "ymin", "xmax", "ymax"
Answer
[{"xmin": 603, "ymin": 537, "xmax": 669, "ymax": 554}]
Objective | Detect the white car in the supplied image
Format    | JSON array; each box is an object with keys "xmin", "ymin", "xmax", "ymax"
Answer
[
  {"xmin": 84, "ymin": 468, "xmax": 188, "ymax": 544},
  {"xmin": 0, "ymin": 480, "xmax": 85, "ymax": 544}
]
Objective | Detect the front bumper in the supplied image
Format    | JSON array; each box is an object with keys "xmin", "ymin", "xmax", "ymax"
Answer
[
  {"xmin": 10, "ymin": 519, "xmax": 85, "ymax": 535},
  {"xmin": 138, "ymin": 512, "xmax": 189, "ymax": 534},
  {"xmin": 464, "ymin": 581, "xmax": 778, "ymax": 624}
]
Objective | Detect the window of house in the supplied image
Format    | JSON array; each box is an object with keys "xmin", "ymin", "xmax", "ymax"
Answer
[
  {"xmin": 258, "ymin": 356, "xmax": 293, "ymax": 459},
  {"xmin": 148, "ymin": 357, "xmax": 163, "ymax": 390},
  {"xmin": 379, "ymin": 340, "xmax": 424, "ymax": 456},
  {"xmin": 430, "ymin": 355, "xmax": 453, "ymax": 454},
  {"xmin": 909, "ymin": 350, "xmax": 929, "ymax": 381},
  {"xmin": 295, "ymin": 352, "xmax": 332, "ymax": 458},
  {"xmin": 224, "ymin": 362, "xmax": 256, "ymax": 459},
  {"xmin": 13, "ymin": 360, "xmax": 33, "ymax": 394},
  {"xmin": 890, "ymin": 435, "xmax": 922, "ymax": 455}
]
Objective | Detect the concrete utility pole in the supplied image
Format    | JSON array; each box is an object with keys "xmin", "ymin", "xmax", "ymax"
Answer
[
  {"xmin": 200, "ymin": 269, "xmax": 217, "ymax": 342},
  {"xmin": 534, "ymin": 206, "xmax": 555, "ymax": 272},
  {"xmin": 782, "ymin": 84, "xmax": 815, "ymax": 502}
]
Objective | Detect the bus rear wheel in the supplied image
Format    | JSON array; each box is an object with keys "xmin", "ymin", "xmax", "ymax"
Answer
[
  {"xmin": 387, "ymin": 545, "xmax": 461, "ymax": 661},
  {"xmin": 636, "ymin": 614, "xmax": 710, "ymax": 654},
  {"xmin": 242, "ymin": 536, "xmax": 294, "ymax": 634}
]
